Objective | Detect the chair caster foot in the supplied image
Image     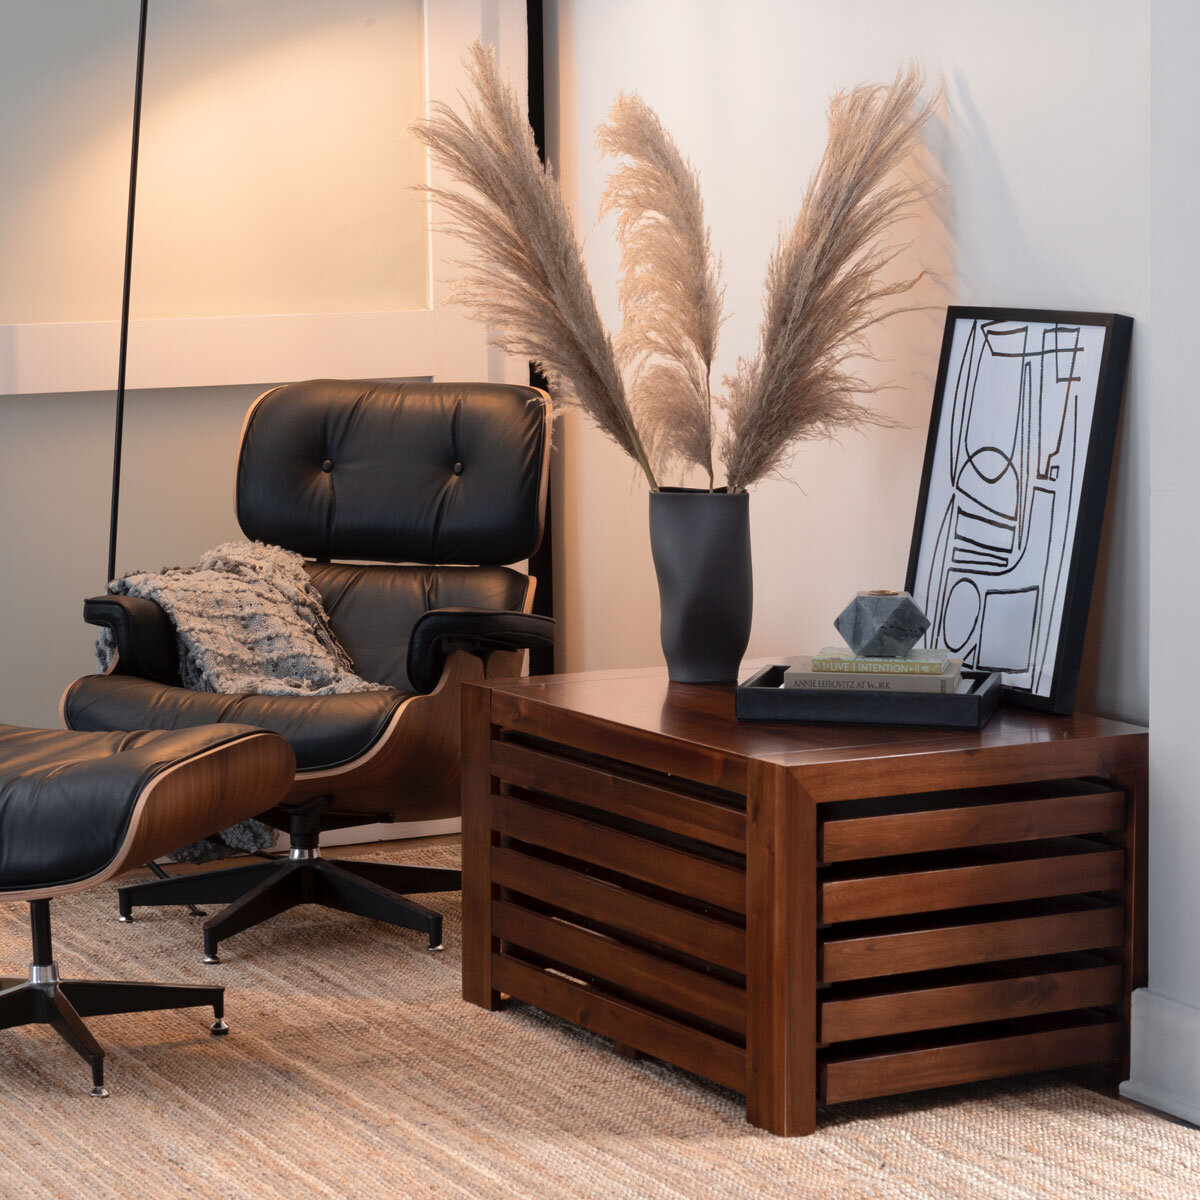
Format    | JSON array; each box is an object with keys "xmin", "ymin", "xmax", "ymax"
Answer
[
  {"xmin": 117, "ymin": 915, "xmax": 133, "ymax": 923},
  {"xmin": 209, "ymin": 1018, "xmax": 229, "ymax": 1036},
  {"xmin": 429, "ymin": 943, "xmax": 445, "ymax": 952},
  {"xmin": 89, "ymin": 1086, "xmax": 110, "ymax": 1099},
  {"xmin": 202, "ymin": 954, "xmax": 221, "ymax": 965}
]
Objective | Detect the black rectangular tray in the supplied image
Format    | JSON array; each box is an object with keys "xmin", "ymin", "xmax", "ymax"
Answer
[{"xmin": 735, "ymin": 665, "xmax": 1002, "ymax": 729}]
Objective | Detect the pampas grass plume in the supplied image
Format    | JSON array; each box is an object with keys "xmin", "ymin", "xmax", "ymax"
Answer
[
  {"xmin": 410, "ymin": 41, "xmax": 658, "ymax": 489},
  {"xmin": 598, "ymin": 94, "xmax": 725, "ymax": 487},
  {"xmin": 412, "ymin": 45, "xmax": 933, "ymax": 495},
  {"xmin": 721, "ymin": 66, "xmax": 935, "ymax": 490}
]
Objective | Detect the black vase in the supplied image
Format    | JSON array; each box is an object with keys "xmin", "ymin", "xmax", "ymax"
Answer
[{"xmin": 648, "ymin": 488, "xmax": 752, "ymax": 684}]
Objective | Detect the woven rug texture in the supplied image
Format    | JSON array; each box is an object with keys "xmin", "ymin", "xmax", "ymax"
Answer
[{"xmin": 0, "ymin": 844, "xmax": 1195, "ymax": 1200}]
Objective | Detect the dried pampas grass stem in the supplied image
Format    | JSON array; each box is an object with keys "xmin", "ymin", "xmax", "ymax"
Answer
[
  {"xmin": 721, "ymin": 66, "xmax": 935, "ymax": 491},
  {"xmin": 410, "ymin": 41, "xmax": 658, "ymax": 490},
  {"xmin": 412, "ymin": 46, "xmax": 934, "ymax": 496},
  {"xmin": 598, "ymin": 95, "xmax": 725, "ymax": 488}
]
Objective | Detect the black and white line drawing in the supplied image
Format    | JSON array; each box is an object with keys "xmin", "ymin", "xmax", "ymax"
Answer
[{"xmin": 906, "ymin": 307, "xmax": 1132, "ymax": 713}]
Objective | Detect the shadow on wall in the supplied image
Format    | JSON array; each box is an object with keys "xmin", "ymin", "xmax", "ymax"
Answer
[
  {"xmin": 869, "ymin": 86, "xmax": 957, "ymax": 417},
  {"xmin": 941, "ymin": 73, "xmax": 1036, "ymax": 297},
  {"xmin": 1075, "ymin": 394, "xmax": 1137, "ymax": 720},
  {"xmin": 922, "ymin": 74, "xmax": 1144, "ymax": 723},
  {"xmin": 742, "ymin": 82, "xmax": 958, "ymax": 666}
]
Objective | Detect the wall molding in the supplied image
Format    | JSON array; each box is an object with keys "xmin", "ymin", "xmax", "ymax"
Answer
[
  {"xmin": 0, "ymin": 309, "xmax": 454, "ymax": 395},
  {"xmin": 318, "ymin": 816, "xmax": 461, "ymax": 849},
  {"xmin": 1120, "ymin": 988, "xmax": 1200, "ymax": 1125},
  {"xmin": 154, "ymin": 817, "xmax": 462, "ymax": 862}
]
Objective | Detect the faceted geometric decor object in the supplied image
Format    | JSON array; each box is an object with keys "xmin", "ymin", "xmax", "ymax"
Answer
[{"xmin": 834, "ymin": 590, "xmax": 930, "ymax": 658}]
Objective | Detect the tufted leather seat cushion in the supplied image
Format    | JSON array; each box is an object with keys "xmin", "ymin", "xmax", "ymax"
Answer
[
  {"xmin": 0, "ymin": 723, "xmax": 269, "ymax": 891},
  {"xmin": 236, "ymin": 380, "xmax": 549, "ymax": 565},
  {"xmin": 62, "ymin": 676, "xmax": 406, "ymax": 772}
]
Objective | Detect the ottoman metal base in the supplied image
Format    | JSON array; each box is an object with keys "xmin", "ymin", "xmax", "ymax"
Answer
[{"xmin": 0, "ymin": 899, "xmax": 226, "ymax": 1096}]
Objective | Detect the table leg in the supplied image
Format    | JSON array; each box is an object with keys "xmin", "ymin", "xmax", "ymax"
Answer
[
  {"xmin": 745, "ymin": 761, "xmax": 817, "ymax": 1135},
  {"xmin": 461, "ymin": 683, "xmax": 503, "ymax": 1011}
]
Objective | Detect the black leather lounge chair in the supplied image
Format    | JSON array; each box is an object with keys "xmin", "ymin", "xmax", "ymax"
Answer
[
  {"xmin": 62, "ymin": 379, "xmax": 554, "ymax": 963},
  {"xmin": 0, "ymin": 723, "xmax": 294, "ymax": 1094}
]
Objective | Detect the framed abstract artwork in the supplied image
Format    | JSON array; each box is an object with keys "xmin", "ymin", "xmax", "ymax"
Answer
[{"xmin": 905, "ymin": 306, "xmax": 1133, "ymax": 714}]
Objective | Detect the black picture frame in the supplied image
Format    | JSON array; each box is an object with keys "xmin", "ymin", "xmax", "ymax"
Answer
[{"xmin": 904, "ymin": 306, "xmax": 1133, "ymax": 715}]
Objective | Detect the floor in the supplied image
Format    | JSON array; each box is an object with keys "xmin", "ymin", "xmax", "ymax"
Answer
[
  {"xmin": 131, "ymin": 833, "xmax": 1183, "ymax": 1125},
  {"xmin": 0, "ymin": 839, "xmax": 1191, "ymax": 1199}
]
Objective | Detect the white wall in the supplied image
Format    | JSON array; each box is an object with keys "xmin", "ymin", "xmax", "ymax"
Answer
[
  {"xmin": 0, "ymin": 0, "xmax": 529, "ymax": 730},
  {"xmin": 1120, "ymin": 0, "xmax": 1200, "ymax": 1127},
  {"xmin": 0, "ymin": 0, "xmax": 428, "ymax": 324},
  {"xmin": 544, "ymin": 0, "xmax": 1150, "ymax": 726},
  {"xmin": 0, "ymin": 384, "xmax": 260, "ymax": 725}
]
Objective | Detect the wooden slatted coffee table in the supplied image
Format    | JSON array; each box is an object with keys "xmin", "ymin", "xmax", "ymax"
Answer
[{"xmin": 460, "ymin": 667, "xmax": 1147, "ymax": 1136}]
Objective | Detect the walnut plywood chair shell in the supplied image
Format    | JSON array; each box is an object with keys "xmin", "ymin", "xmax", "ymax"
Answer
[
  {"xmin": 61, "ymin": 380, "xmax": 555, "ymax": 963},
  {"xmin": 0, "ymin": 723, "xmax": 294, "ymax": 1096}
]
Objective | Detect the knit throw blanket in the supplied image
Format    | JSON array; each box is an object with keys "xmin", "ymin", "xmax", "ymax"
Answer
[{"xmin": 97, "ymin": 541, "xmax": 391, "ymax": 861}]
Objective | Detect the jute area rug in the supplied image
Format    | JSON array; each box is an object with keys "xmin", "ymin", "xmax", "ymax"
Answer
[{"xmin": 0, "ymin": 844, "xmax": 1194, "ymax": 1200}]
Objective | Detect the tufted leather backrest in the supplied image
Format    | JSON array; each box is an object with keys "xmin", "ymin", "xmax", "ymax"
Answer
[
  {"xmin": 236, "ymin": 380, "xmax": 550, "ymax": 565},
  {"xmin": 305, "ymin": 562, "xmax": 532, "ymax": 692}
]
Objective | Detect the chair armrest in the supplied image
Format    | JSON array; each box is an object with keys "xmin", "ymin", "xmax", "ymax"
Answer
[
  {"xmin": 407, "ymin": 607, "xmax": 556, "ymax": 695},
  {"xmin": 83, "ymin": 595, "xmax": 182, "ymax": 685}
]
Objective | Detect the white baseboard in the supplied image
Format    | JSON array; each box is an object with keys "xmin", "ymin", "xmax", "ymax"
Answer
[
  {"xmin": 318, "ymin": 817, "xmax": 461, "ymax": 848},
  {"xmin": 1120, "ymin": 988, "xmax": 1200, "ymax": 1126},
  {"xmin": 155, "ymin": 818, "xmax": 462, "ymax": 863}
]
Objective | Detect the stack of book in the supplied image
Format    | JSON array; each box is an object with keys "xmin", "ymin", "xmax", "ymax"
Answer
[{"xmin": 783, "ymin": 647, "xmax": 965, "ymax": 694}]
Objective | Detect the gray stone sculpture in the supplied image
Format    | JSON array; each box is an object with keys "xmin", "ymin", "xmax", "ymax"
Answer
[{"xmin": 834, "ymin": 590, "xmax": 931, "ymax": 658}]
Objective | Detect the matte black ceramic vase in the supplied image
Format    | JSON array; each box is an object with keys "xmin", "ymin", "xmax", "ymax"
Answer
[{"xmin": 649, "ymin": 488, "xmax": 752, "ymax": 684}]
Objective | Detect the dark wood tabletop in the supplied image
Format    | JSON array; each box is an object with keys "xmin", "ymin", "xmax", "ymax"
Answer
[{"xmin": 482, "ymin": 662, "xmax": 1147, "ymax": 800}]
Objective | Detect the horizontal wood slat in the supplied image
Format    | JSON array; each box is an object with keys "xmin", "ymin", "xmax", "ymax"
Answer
[
  {"xmin": 491, "ymin": 740, "xmax": 746, "ymax": 853},
  {"xmin": 491, "ymin": 848, "xmax": 746, "ymax": 973},
  {"xmin": 799, "ymin": 739, "xmax": 1133, "ymax": 804},
  {"xmin": 822, "ymin": 844, "xmax": 1124, "ymax": 923},
  {"xmin": 489, "ymin": 691, "xmax": 749, "ymax": 793},
  {"xmin": 821, "ymin": 788, "xmax": 1125, "ymax": 862},
  {"xmin": 820, "ymin": 960, "xmax": 1122, "ymax": 1042},
  {"xmin": 493, "ymin": 794, "xmax": 746, "ymax": 915},
  {"xmin": 493, "ymin": 901, "xmax": 746, "ymax": 1035},
  {"xmin": 821, "ymin": 1019, "xmax": 1122, "ymax": 1104},
  {"xmin": 822, "ymin": 902, "xmax": 1125, "ymax": 982},
  {"xmin": 492, "ymin": 952, "xmax": 746, "ymax": 1091}
]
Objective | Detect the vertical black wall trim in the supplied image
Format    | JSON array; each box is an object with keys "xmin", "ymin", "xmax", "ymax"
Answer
[
  {"xmin": 525, "ymin": 0, "xmax": 556, "ymax": 675},
  {"xmin": 107, "ymin": 0, "xmax": 150, "ymax": 586},
  {"xmin": 527, "ymin": 0, "xmax": 546, "ymax": 161}
]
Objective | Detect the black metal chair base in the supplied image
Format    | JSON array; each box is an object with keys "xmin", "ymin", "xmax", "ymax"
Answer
[
  {"xmin": 118, "ymin": 855, "xmax": 462, "ymax": 962},
  {"xmin": 2, "ymin": 900, "xmax": 225, "ymax": 1096}
]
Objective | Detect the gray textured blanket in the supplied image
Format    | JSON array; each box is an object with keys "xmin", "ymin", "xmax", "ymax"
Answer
[{"xmin": 98, "ymin": 541, "xmax": 390, "ymax": 861}]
